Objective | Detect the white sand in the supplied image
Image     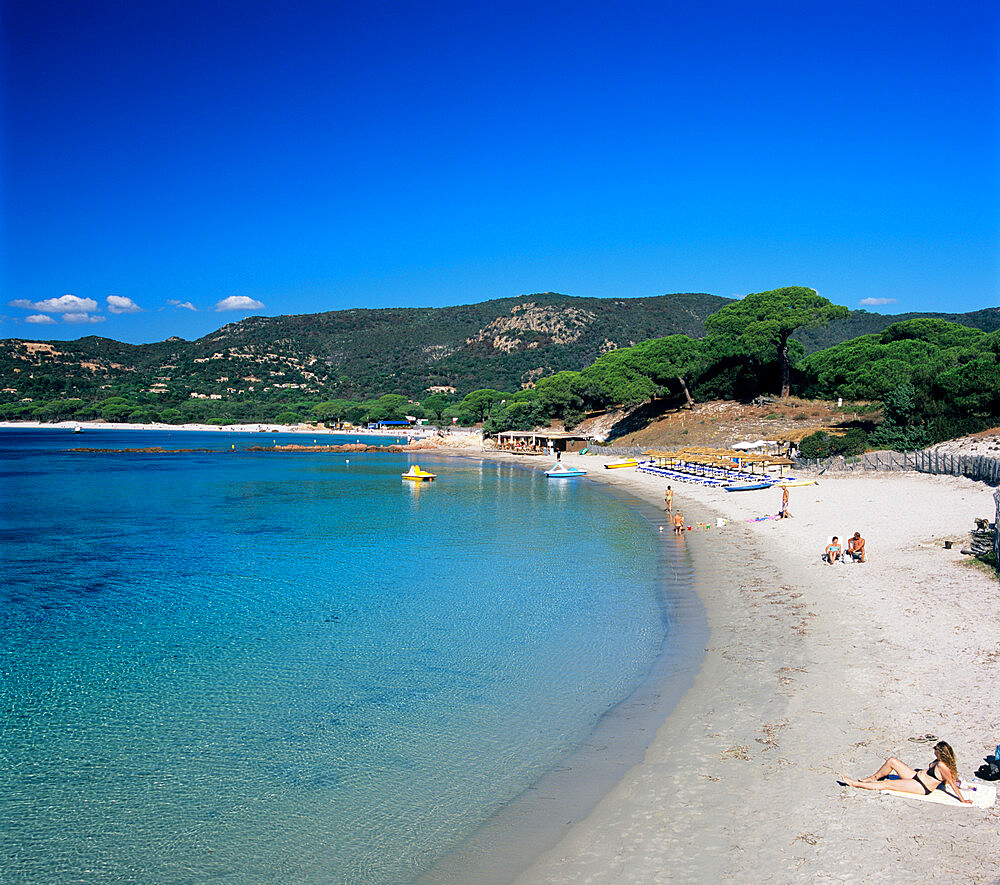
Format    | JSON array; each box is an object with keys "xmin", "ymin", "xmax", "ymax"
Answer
[
  {"xmin": 0, "ymin": 420, "xmax": 482, "ymax": 446},
  {"xmin": 506, "ymin": 454, "xmax": 1000, "ymax": 884}
]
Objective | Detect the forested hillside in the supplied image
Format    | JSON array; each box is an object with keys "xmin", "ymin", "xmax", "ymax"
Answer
[
  {"xmin": 3, "ymin": 290, "xmax": 997, "ymax": 440},
  {"xmin": 793, "ymin": 306, "xmax": 1000, "ymax": 352},
  {"xmin": 0, "ymin": 292, "xmax": 729, "ymax": 422}
]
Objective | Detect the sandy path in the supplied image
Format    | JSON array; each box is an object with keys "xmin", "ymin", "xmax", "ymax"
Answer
[{"xmin": 505, "ymin": 454, "xmax": 1000, "ymax": 884}]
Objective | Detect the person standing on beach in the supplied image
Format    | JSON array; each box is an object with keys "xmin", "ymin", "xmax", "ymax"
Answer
[
  {"xmin": 673, "ymin": 511, "xmax": 684, "ymax": 534},
  {"xmin": 779, "ymin": 485, "xmax": 790, "ymax": 518},
  {"xmin": 665, "ymin": 485, "xmax": 673, "ymax": 512}
]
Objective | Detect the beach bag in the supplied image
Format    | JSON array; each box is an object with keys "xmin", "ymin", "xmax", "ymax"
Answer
[{"xmin": 975, "ymin": 746, "xmax": 1000, "ymax": 781}]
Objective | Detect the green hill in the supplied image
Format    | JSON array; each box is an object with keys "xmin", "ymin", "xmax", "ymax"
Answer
[
  {"xmin": 3, "ymin": 293, "xmax": 997, "ymax": 422},
  {"xmin": 794, "ymin": 307, "xmax": 1000, "ymax": 353},
  {"xmin": 0, "ymin": 292, "xmax": 730, "ymax": 407}
]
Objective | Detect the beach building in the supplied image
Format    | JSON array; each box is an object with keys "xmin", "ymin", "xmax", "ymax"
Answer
[{"xmin": 493, "ymin": 430, "xmax": 589, "ymax": 455}]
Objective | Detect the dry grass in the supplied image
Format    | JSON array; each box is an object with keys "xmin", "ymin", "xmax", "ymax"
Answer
[{"xmin": 608, "ymin": 398, "xmax": 877, "ymax": 450}]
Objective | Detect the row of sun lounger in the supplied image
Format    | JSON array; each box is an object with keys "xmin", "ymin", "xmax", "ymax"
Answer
[{"xmin": 636, "ymin": 461, "xmax": 776, "ymax": 487}]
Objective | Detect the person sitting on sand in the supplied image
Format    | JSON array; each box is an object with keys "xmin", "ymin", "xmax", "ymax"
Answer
[
  {"xmin": 843, "ymin": 740, "xmax": 971, "ymax": 803},
  {"xmin": 825, "ymin": 536, "xmax": 842, "ymax": 564},
  {"xmin": 846, "ymin": 531, "xmax": 866, "ymax": 562},
  {"xmin": 673, "ymin": 511, "xmax": 684, "ymax": 534}
]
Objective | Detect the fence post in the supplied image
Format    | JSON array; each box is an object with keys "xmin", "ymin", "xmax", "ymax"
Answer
[{"xmin": 994, "ymin": 489, "xmax": 1000, "ymax": 566}]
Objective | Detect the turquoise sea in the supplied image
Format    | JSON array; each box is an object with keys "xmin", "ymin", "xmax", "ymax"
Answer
[{"xmin": 1, "ymin": 429, "xmax": 701, "ymax": 884}]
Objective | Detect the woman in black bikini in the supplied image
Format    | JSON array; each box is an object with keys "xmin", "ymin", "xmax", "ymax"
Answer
[{"xmin": 843, "ymin": 740, "xmax": 972, "ymax": 803}]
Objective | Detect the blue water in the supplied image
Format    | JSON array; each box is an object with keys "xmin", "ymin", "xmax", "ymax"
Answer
[{"xmin": 1, "ymin": 429, "xmax": 680, "ymax": 883}]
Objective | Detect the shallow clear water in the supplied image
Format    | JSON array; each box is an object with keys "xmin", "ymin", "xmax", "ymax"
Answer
[{"xmin": 2, "ymin": 429, "xmax": 678, "ymax": 883}]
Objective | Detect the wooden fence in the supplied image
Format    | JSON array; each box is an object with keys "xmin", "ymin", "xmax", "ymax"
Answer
[
  {"xmin": 589, "ymin": 444, "xmax": 646, "ymax": 458},
  {"xmin": 995, "ymin": 489, "xmax": 1000, "ymax": 566},
  {"xmin": 797, "ymin": 449, "xmax": 1000, "ymax": 485}
]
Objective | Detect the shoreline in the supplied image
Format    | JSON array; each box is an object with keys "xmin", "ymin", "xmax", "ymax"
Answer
[
  {"xmin": 419, "ymin": 454, "xmax": 712, "ymax": 884},
  {"xmin": 506, "ymin": 452, "xmax": 1000, "ymax": 883},
  {"xmin": 0, "ymin": 419, "xmax": 434, "ymax": 437}
]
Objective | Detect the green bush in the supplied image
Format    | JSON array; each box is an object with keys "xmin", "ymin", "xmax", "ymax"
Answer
[
  {"xmin": 799, "ymin": 428, "xmax": 869, "ymax": 458},
  {"xmin": 797, "ymin": 431, "xmax": 832, "ymax": 458},
  {"xmin": 832, "ymin": 428, "xmax": 869, "ymax": 456}
]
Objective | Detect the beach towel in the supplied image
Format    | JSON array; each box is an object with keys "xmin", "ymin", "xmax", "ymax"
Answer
[{"xmin": 878, "ymin": 777, "xmax": 995, "ymax": 808}]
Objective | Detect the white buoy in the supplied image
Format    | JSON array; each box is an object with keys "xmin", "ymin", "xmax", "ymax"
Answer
[{"xmin": 346, "ymin": 459, "xmax": 350, "ymax": 465}]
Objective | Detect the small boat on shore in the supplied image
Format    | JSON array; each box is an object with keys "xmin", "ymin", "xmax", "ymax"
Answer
[
  {"xmin": 604, "ymin": 458, "xmax": 638, "ymax": 469},
  {"xmin": 402, "ymin": 465, "xmax": 436, "ymax": 482},
  {"xmin": 724, "ymin": 481, "xmax": 775, "ymax": 492},
  {"xmin": 72, "ymin": 425, "xmax": 83, "ymax": 433},
  {"xmin": 545, "ymin": 463, "xmax": 586, "ymax": 478}
]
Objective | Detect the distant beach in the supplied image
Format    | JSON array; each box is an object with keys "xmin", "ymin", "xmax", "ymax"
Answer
[
  {"xmin": 0, "ymin": 419, "xmax": 431, "ymax": 437},
  {"xmin": 0, "ymin": 420, "xmax": 486, "ymax": 452}
]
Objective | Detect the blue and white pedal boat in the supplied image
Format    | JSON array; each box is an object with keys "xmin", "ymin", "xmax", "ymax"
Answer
[{"xmin": 545, "ymin": 463, "xmax": 586, "ymax": 478}]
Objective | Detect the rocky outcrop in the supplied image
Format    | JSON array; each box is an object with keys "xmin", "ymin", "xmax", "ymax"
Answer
[{"xmin": 466, "ymin": 302, "xmax": 597, "ymax": 352}]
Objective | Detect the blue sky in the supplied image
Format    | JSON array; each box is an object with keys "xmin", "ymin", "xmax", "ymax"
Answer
[{"xmin": 2, "ymin": 0, "xmax": 998, "ymax": 344}]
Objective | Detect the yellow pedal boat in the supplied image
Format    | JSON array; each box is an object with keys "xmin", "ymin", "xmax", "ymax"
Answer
[
  {"xmin": 402, "ymin": 465, "xmax": 436, "ymax": 482},
  {"xmin": 604, "ymin": 458, "xmax": 638, "ymax": 469}
]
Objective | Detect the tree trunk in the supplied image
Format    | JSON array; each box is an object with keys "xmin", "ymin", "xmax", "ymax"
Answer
[
  {"xmin": 677, "ymin": 375, "xmax": 695, "ymax": 410},
  {"xmin": 779, "ymin": 335, "xmax": 791, "ymax": 398}
]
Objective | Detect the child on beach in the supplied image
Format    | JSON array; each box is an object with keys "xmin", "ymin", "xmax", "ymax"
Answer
[{"xmin": 842, "ymin": 740, "xmax": 971, "ymax": 803}]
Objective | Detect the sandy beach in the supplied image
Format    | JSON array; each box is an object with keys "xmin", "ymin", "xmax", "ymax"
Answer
[
  {"xmin": 489, "ymin": 452, "xmax": 1000, "ymax": 884},
  {"xmin": 0, "ymin": 420, "xmax": 485, "ymax": 449}
]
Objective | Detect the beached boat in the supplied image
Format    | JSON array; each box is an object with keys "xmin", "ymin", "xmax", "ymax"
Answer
[
  {"xmin": 402, "ymin": 465, "xmax": 436, "ymax": 482},
  {"xmin": 545, "ymin": 463, "xmax": 586, "ymax": 478},
  {"xmin": 604, "ymin": 458, "xmax": 638, "ymax": 469},
  {"xmin": 776, "ymin": 479, "xmax": 816, "ymax": 487},
  {"xmin": 723, "ymin": 481, "xmax": 775, "ymax": 492}
]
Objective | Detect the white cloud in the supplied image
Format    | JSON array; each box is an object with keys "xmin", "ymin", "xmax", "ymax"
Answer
[
  {"xmin": 106, "ymin": 294, "xmax": 142, "ymax": 314},
  {"xmin": 63, "ymin": 312, "xmax": 106, "ymax": 324},
  {"xmin": 9, "ymin": 294, "xmax": 99, "ymax": 314},
  {"xmin": 25, "ymin": 314, "xmax": 57, "ymax": 324},
  {"xmin": 168, "ymin": 299, "xmax": 198, "ymax": 311},
  {"xmin": 859, "ymin": 297, "xmax": 898, "ymax": 307},
  {"xmin": 215, "ymin": 295, "xmax": 265, "ymax": 312}
]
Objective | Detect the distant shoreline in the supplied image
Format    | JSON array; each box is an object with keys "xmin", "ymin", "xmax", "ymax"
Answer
[{"xmin": 0, "ymin": 419, "xmax": 459, "ymax": 438}]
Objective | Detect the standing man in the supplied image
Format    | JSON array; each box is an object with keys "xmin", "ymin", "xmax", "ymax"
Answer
[
  {"xmin": 779, "ymin": 485, "xmax": 790, "ymax": 518},
  {"xmin": 673, "ymin": 510, "xmax": 685, "ymax": 534},
  {"xmin": 665, "ymin": 485, "xmax": 673, "ymax": 513}
]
